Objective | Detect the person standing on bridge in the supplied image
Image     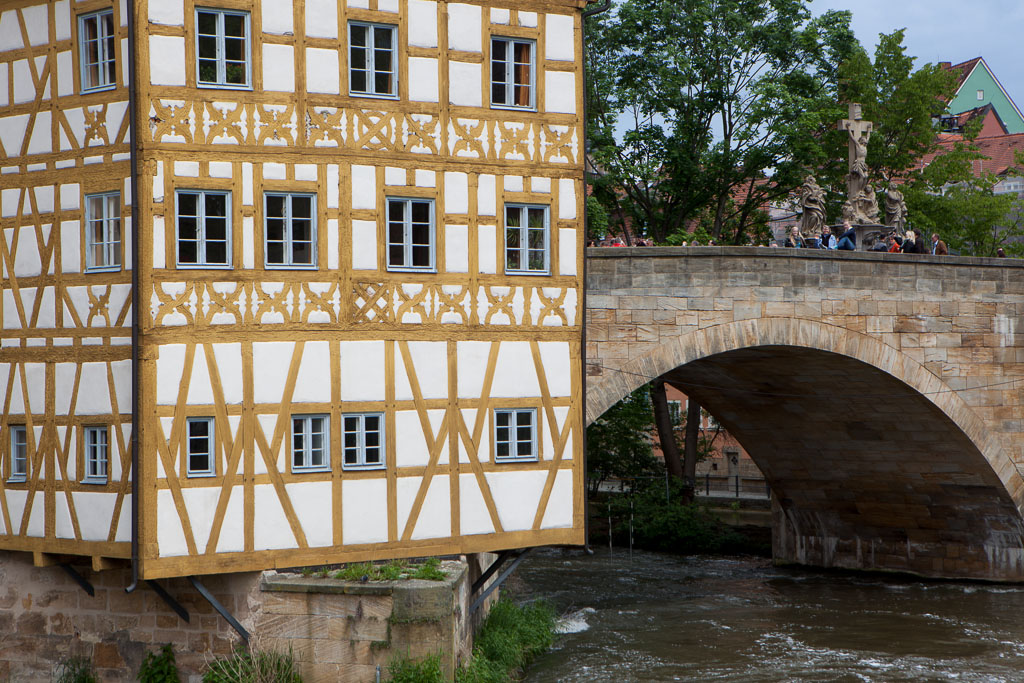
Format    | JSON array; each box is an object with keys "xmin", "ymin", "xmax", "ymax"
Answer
[{"xmin": 931, "ymin": 233, "xmax": 948, "ymax": 255}]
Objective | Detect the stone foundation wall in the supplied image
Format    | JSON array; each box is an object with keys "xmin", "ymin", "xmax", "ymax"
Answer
[{"xmin": 0, "ymin": 551, "xmax": 496, "ymax": 681}]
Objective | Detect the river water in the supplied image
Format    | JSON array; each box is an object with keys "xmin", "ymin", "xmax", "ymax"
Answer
[{"xmin": 517, "ymin": 547, "xmax": 1024, "ymax": 682}]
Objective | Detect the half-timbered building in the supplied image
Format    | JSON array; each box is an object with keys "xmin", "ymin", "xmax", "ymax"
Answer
[{"xmin": 0, "ymin": 0, "xmax": 585, "ymax": 579}]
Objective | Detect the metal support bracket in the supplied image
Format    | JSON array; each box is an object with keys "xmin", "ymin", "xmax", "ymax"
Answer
[
  {"xmin": 471, "ymin": 549, "xmax": 515, "ymax": 595},
  {"xmin": 189, "ymin": 576, "xmax": 250, "ymax": 645},
  {"xmin": 146, "ymin": 579, "xmax": 190, "ymax": 623},
  {"xmin": 60, "ymin": 563, "xmax": 95, "ymax": 597},
  {"xmin": 469, "ymin": 549, "xmax": 531, "ymax": 616}
]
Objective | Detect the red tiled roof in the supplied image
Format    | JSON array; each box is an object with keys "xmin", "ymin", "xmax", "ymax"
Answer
[{"xmin": 922, "ymin": 132, "xmax": 1024, "ymax": 178}]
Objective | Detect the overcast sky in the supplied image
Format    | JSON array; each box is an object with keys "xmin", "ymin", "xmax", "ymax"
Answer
[{"xmin": 810, "ymin": 0, "xmax": 1024, "ymax": 108}]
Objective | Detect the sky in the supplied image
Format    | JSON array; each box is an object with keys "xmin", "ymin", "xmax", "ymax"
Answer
[{"xmin": 810, "ymin": 0, "xmax": 1024, "ymax": 108}]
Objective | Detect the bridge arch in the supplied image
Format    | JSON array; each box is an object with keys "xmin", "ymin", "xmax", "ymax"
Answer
[{"xmin": 587, "ymin": 316, "xmax": 1024, "ymax": 580}]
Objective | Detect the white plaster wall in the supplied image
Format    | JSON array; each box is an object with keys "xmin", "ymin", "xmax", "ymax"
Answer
[
  {"xmin": 327, "ymin": 218, "xmax": 339, "ymax": 269},
  {"xmin": 216, "ymin": 490, "xmax": 244, "ymax": 552},
  {"xmin": 455, "ymin": 341, "xmax": 491, "ymax": 399},
  {"xmin": 0, "ymin": 114, "xmax": 29, "ymax": 160},
  {"xmin": 22, "ymin": 5, "xmax": 47, "ymax": 46},
  {"xmin": 5, "ymin": 491, "xmax": 26, "ymax": 536},
  {"xmin": 444, "ymin": 171, "xmax": 469, "ymax": 213},
  {"xmin": 559, "ymin": 228, "xmax": 577, "ymax": 276},
  {"xmin": 286, "ymin": 481, "xmax": 334, "ymax": 547},
  {"xmin": 518, "ymin": 11, "xmax": 538, "ymax": 27},
  {"xmin": 306, "ymin": 48, "xmax": 340, "ymax": 94},
  {"xmin": 408, "ymin": 0, "xmax": 438, "ymax": 47},
  {"xmin": 211, "ymin": 343, "xmax": 243, "ymax": 404},
  {"xmin": 448, "ymin": 62, "xmax": 482, "ymax": 107},
  {"xmin": 477, "ymin": 225, "xmax": 496, "ymax": 273},
  {"xmin": 149, "ymin": 36, "xmax": 186, "ymax": 86},
  {"xmin": 254, "ymin": 484, "xmax": 300, "ymax": 551},
  {"xmin": 485, "ymin": 470, "xmax": 547, "ymax": 531},
  {"xmin": 185, "ymin": 348, "xmax": 215, "ymax": 405},
  {"xmin": 0, "ymin": 11, "xmax": 19, "ymax": 52},
  {"xmin": 491, "ymin": 341, "xmax": 541, "ymax": 398},
  {"xmin": 394, "ymin": 409, "xmax": 446, "ymax": 467},
  {"xmin": 384, "ymin": 167, "xmax": 406, "ymax": 186},
  {"xmin": 415, "ymin": 169, "xmax": 436, "ymax": 187},
  {"xmin": 263, "ymin": 44, "xmax": 296, "ymax": 92},
  {"xmin": 292, "ymin": 340, "xmax": 332, "ymax": 403},
  {"xmin": 545, "ymin": 72, "xmax": 576, "ymax": 114},
  {"xmin": 342, "ymin": 479, "xmax": 389, "ymax": 544},
  {"xmin": 182, "ymin": 487, "xmax": 221, "ymax": 553},
  {"xmin": 12, "ymin": 59, "xmax": 34, "ymax": 105},
  {"xmin": 340, "ymin": 340, "xmax": 385, "ymax": 401},
  {"xmin": 149, "ymin": 0, "xmax": 184, "ymax": 25},
  {"xmin": 76, "ymin": 362, "xmax": 112, "ymax": 414},
  {"xmin": 54, "ymin": 0, "xmax": 70, "ymax": 41},
  {"xmin": 156, "ymin": 344, "xmax": 186, "ymax": 405},
  {"xmin": 252, "ymin": 341, "xmax": 296, "ymax": 403},
  {"xmin": 56, "ymin": 50, "xmax": 73, "ymax": 97},
  {"xmin": 27, "ymin": 111, "xmax": 51, "ymax": 155},
  {"xmin": 459, "ymin": 473, "xmax": 495, "ymax": 535},
  {"xmin": 397, "ymin": 475, "xmax": 451, "ymax": 540},
  {"xmin": 351, "ymin": 220, "xmax": 377, "ymax": 269},
  {"xmin": 12, "ymin": 225, "xmax": 41, "ymax": 276},
  {"xmin": 327, "ymin": 164, "xmax": 340, "ymax": 207},
  {"xmin": 209, "ymin": 161, "xmax": 232, "ymax": 178},
  {"xmin": 351, "ymin": 165, "xmax": 376, "ymax": 209},
  {"xmin": 408, "ymin": 57, "xmax": 439, "ymax": 103},
  {"xmin": 394, "ymin": 341, "xmax": 447, "ymax": 401},
  {"xmin": 559, "ymin": 178, "xmax": 577, "ymax": 219},
  {"xmin": 446, "ymin": 224, "xmax": 469, "ymax": 273},
  {"xmin": 540, "ymin": 470, "xmax": 573, "ymax": 528},
  {"xmin": 545, "ymin": 14, "xmax": 575, "ymax": 61},
  {"xmin": 157, "ymin": 490, "xmax": 189, "ymax": 556},
  {"xmin": 306, "ymin": 0, "xmax": 339, "ymax": 39},
  {"xmin": 448, "ymin": 4, "xmax": 481, "ymax": 51},
  {"xmin": 262, "ymin": 0, "xmax": 295, "ymax": 35}
]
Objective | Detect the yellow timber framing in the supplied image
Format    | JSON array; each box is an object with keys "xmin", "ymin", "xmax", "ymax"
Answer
[
  {"xmin": 0, "ymin": 0, "xmax": 134, "ymax": 566},
  {"xmin": 0, "ymin": 0, "xmax": 590, "ymax": 577}
]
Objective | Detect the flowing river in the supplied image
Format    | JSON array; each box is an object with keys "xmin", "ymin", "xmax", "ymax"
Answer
[{"xmin": 517, "ymin": 547, "xmax": 1024, "ymax": 682}]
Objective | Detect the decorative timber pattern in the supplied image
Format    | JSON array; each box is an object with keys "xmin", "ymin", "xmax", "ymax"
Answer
[{"xmin": 0, "ymin": 0, "xmax": 134, "ymax": 564}]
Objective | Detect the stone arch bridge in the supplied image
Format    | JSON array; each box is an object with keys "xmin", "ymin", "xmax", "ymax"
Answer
[{"xmin": 585, "ymin": 247, "xmax": 1024, "ymax": 581}]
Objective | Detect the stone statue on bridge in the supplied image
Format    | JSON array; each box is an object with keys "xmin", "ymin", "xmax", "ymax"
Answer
[
  {"xmin": 798, "ymin": 175, "xmax": 826, "ymax": 240},
  {"xmin": 838, "ymin": 103, "xmax": 879, "ymax": 225},
  {"xmin": 884, "ymin": 183, "xmax": 908, "ymax": 231}
]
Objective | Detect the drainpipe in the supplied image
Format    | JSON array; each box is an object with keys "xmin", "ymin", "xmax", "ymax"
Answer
[
  {"xmin": 125, "ymin": 0, "xmax": 141, "ymax": 594},
  {"xmin": 579, "ymin": 0, "xmax": 611, "ymax": 552}
]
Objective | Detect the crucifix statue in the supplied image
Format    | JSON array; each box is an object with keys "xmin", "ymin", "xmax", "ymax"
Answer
[{"xmin": 838, "ymin": 103, "xmax": 878, "ymax": 224}]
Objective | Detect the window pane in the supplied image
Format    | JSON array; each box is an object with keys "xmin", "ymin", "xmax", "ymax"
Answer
[
  {"xmin": 197, "ymin": 12, "xmax": 217, "ymax": 34},
  {"xmin": 492, "ymin": 39, "xmax": 507, "ymax": 61},
  {"xmin": 351, "ymin": 69, "xmax": 367, "ymax": 92},
  {"xmin": 225, "ymin": 37, "xmax": 245, "ymax": 62},
  {"xmin": 205, "ymin": 217, "xmax": 227, "ymax": 241},
  {"xmin": 389, "ymin": 244, "xmax": 404, "ymax": 265},
  {"xmin": 179, "ymin": 240, "xmax": 198, "ymax": 264},
  {"xmin": 206, "ymin": 241, "xmax": 228, "ymax": 264},
  {"xmin": 292, "ymin": 196, "xmax": 312, "ymax": 219},
  {"xmin": 527, "ymin": 228, "xmax": 545, "ymax": 250},
  {"xmin": 505, "ymin": 207, "xmax": 521, "ymax": 228},
  {"xmin": 411, "ymin": 223, "xmax": 430, "ymax": 246},
  {"xmin": 411, "ymin": 201, "xmax": 430, "ymax": 224},
  {"xmin": 178, "ymin": 193, "xmax": 198, "ymax": 216},
  {"xmin": 412, "ymin": 245, "xmax": 430, "ymax": 267},
  {"xmin": 374, "ymin": 48, "xmax": 392, "ymax": 73},
  {"xmin": 293, "ymin": 241, "xmax": 312, "ymax": 265},
  {"xmin": 292, "ymin": 219, "xmax": 311, "ymax": 243},
  {"xmin": 374, "ymin": 72, "xmax": 392, "ymax": 94},
  {"xmin": 388, "ymin": 200, "xmax": 404, "ymax": 222},
  {"xmin": 373, "ymin": 27, "xmax": 392, "ymax": 49},
  {"xmin": 178, "ymin": 216, "xmax": 198, "ymax": 241},
  {"xmin": 224, "ymin": 13, "xmax": 245, "ymax": 38},
  {"xmin": 528, "ymin": 208, "xmax": 545, "ymax": 228},
  {"xmin": 350, "ymin": 47, "xmax": 367, "ymax": 71},
  {"xmin": 198, "ymin": 60, "xmax": 218, "ymax": 83},
  {"xmin": 364, "ymin": 447, "xmax": 381, "ymax": 464},
  {"xmin": 206, "ymin": 193, "xmax": 227, "ymax": 218},
  {"xmin": 351, "ymin": 24, "xmax": 367, "ymax": 47},
  {"xmin": 365, "ymin": 416, "xmax": 380, "ymax": 432},
  {"xmin": 266, "ymin": 217, "xmax": 285, "ymax": 242},
  {"xmin": 198, "ymin": 35, "xmax": 217, "ymax": 60},
  {"xmin": 497, "ymin": 442, "xmax": 509, "ymax": 457},
  {"xmin": 267, "ymin": 241, "xmax": 285, "ymax": 264}
]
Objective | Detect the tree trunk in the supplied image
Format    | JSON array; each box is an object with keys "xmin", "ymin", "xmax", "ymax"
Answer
[
  {"xmin": 650, "ymin": 381, "xmax": 682, "ymax": 480},
  {"xmin": 682, "ymin": 398, "xmax": 701, "ymax": 503}
]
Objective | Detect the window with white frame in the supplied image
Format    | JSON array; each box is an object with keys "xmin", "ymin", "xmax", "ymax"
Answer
[
  {"xmin": 504, "ymin": 204, "xmax": 549, "ymax": 274},
  {"xmin": 85, "ymin": 192, "xmax": 121, "ymax": 271},
  {"xmin": 667, "ymin": 400, "xmax": 682, "ymax": 426},
  {"xmin": 265, "ymin": 193, "xmax": 316, "ymax": 268},
  {"xmin": 79, "ymin": 9, "xmax": 116, "ymax": 92},
  {"xmin": 342, "ymin": 413, "xmax": 384, "ymax": 469},
  {"xmin": 8, "ymin": 425, "xmax": 27, "ymax": 482},
  {"xmin": 387, "ymin": 198, "xmax": 434, "ymax": 270},
  {"xmin": 494, "ymin": 409, "xmax": 537, "ymax": 461},
  {"xmin": 83, "ymin": 426, "xmax": 108, "ymax": 483},
  {"xmin": 349, "ymin": 22, "xmax": 397, "ymax": 97},
  {"xmin": 977, "ymin": 89, "xmax": 985, "ymax": 101},
  {"xmin": 196, "ymin": 8, "xmax": 250, "ymax": 88},
  {"xmin": 292, "ymin": 415, "xmax": 329, "ymax": 471},
  {"xmin": 186, "ymin": 417, "xmax": 215, "ymax": 477},
  {"xmin": 176, "ymin": 190, "xmax": 231, "ymax": 267},
  {"xmin": 491, "ymin": 37, "xmax": 534, "ymax": 109}
]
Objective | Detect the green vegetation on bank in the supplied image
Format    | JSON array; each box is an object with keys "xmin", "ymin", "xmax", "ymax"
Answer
[
  {"xmin": 603, "ymin": 480, "xmax": 758, "ymax": 555},
  {"xmin": 202, "ymin": 647, "xmax": 302, "ymax": 683},
  {"xmin": 298, "ymin": 557, "xmax": 448, "ymax": 582},
  {"xmin": 388, "ymin": 599, "xmax": 556, "ymax": 683}
]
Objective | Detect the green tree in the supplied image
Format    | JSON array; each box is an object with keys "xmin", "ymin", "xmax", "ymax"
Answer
[
  {"xmin": 586, "ymin": 386, "xmax": 660, "ymax": 494},
  {"xmin": 586, "ymin": 0, "xmax": 858, "ymax": 244}
]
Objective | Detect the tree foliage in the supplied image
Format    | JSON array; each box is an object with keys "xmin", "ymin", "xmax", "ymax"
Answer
[
  {"xmin": 586, "ymin": 386, "xmax": 659, "ymax": 494},
  {"xmin": 586, "ymin": 0, "xmax": 859, "ymax": 244}
]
